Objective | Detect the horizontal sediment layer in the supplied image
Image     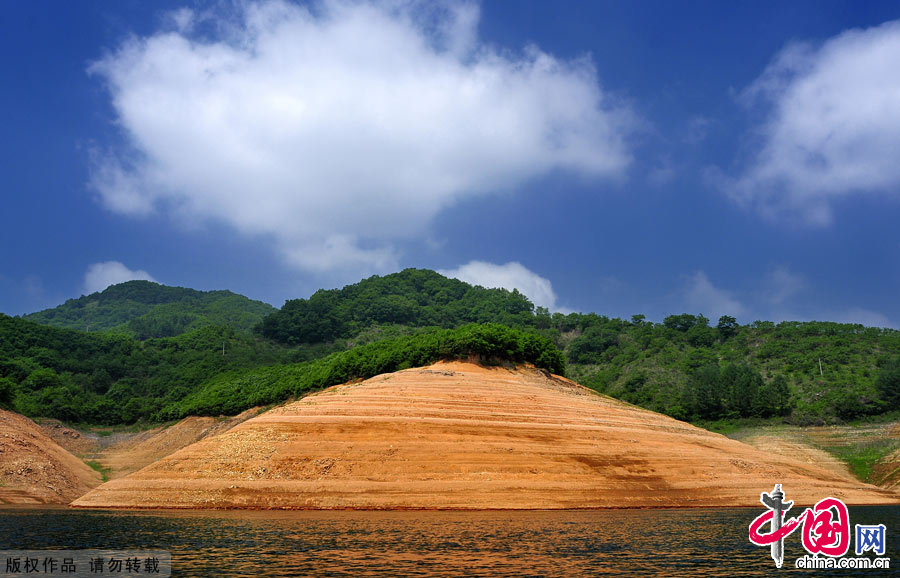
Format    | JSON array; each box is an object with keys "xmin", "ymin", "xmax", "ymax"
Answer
[{"xmin": 72, "ymin": 362, "xmax": 899, "ymax": 509}]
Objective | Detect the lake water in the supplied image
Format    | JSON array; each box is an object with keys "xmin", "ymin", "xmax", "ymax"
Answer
[{"xmin": 1, "ymin": 506, "xmax": 896, "ymax": 577}]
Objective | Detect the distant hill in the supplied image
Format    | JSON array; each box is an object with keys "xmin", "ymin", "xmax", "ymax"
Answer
[
  {"xmin": 3, "ymin": 270, "xmax": 899, "ymax": 428},
  {"xmin": 24, "ymin": 281, "xmax": 276, "ymax": 339},
  {"xmin": 0, "ymin": 313, "xmax": 299, "ymax": 424},
  {"xmin": 257, "ymin": 269, "xmax": 900, "ymax": 424},
  {"xmin": 257, "ymin": 268, "xmax": 536, "ymax": 344}
]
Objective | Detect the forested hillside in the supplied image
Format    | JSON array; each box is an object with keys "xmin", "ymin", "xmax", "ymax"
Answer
[
  {"xmin": 557, "ymin": 314, "xmax": 900, "ymax": 424},
  {"xmin": 0, "ymin": 314, "xmax": 558, "ymax": 425},
  {"xmin": 24, "ymin": 280, "xmax": 276, "ymax": 339},
  {"xmin": 254, "ymin": 269, "xmax": 900, "ymax": 424},
  {"xmin": 257, "ymin": 269, "xmax": 535, "ymax": 344},
  {"xmin": 0, "ymin": 314, "xmax": 301, "ymax": 423},
  {"xmin": 5, "ymin": 269, "xmax": 899, "ymax": 426}
]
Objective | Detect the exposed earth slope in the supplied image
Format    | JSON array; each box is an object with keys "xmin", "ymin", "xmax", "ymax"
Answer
[
  {"xmin": 40, "ymin": 410, "xmax": 262, "ymax": 481},
  {"xmin": 0, "ymin": 409, "xmax": 100, "ymax": 504},
  {"xmin": 93, "ymin": 409, "xmax": 264, "ymax": 479},
  {"xmin": 73, "ymin": 362, "xmax": 899, "ymax": 509}
]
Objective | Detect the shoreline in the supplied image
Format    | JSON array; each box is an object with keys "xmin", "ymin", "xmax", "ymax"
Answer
[{"xmin": 1, "ymin": 502, "xmax": 899, "ymax": 515}]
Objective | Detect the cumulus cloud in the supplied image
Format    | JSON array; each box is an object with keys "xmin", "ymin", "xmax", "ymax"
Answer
[
  {"xmin": 763, "ymin": 265, "xmax": 806, "ymax": 306},
  {"xmin": 683, "ymin": 271, "xmax": 747, "ymax": 321},
  {"xmin": 84, "ymin": 261, "xmax": 156, "ymax": 294},
  {"xmin": 825, "ymin": 307, "xmax": 893, "ymax": 328},
  {"xmin": 88, "ymin": 0, "xmax": 636, "ymax": 273},
  {"xmin": 439, "ymin": 261, "xmax": 561, "ymax": 311},
  {"xmin": 720, "ymin": 20, "xmax": 900, "ymax": 224}
]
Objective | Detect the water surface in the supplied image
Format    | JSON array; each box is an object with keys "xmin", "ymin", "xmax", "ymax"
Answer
[{"xmin": 1, "ymin": 507, "xmax": 896, "ymax": 576}]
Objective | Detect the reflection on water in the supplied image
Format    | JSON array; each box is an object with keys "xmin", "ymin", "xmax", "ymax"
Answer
[{"xmin": 1, "ymin": 507, "xmax": 896, "ymax": 577}]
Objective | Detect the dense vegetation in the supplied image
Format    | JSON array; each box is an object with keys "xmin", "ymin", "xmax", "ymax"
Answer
[
  {"xmin": 0, "ymin": 314, "xmax": 303, "ymax": 423},
  {"xmin": 256, "ymin": 270, "xmax": 900, "ymax": 424},
  {"xmin": 24, "ymin": 281, "xmax": 275, "ymax": 339},
  {"xmin": 258, "ymin": 269, "xmax": 535, "ymax": 344},
  {"xmin": 157, "ymin": 324, "xmax": 564, "ymax": 420},
  {"xmin": 4, "ymin": 269, "xmax": 899, "ymax": 427},
  {"xmin": 0, "ymin": 308, "xmax": 559, "ymax": 424},
  {"xmin": 560, "ymin": 313, "xmax": 900, "ymax": 424}
]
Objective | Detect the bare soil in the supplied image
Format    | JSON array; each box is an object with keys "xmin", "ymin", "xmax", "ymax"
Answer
[
  {"xmin": 94, "ymin": 408, "xmax": 263, "ymax": 479},
  {"xmin": 0, "ymin": 409, "xmax": 101, "ymax": 504},
  {"xmin": 72, "ymin": 362, "xmax": 899, "ymax": 510}
]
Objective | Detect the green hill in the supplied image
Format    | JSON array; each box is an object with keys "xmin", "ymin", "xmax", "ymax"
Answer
[
  {"xmin": 0, "ymin": 313, "xmax": 303, "ymax": 424},
  {"xmin": 24, "ymin": 280, "xmax": 276, "ymax": 339},
  {"xmin": 0, "ymin": 313, "xmax": 558, "ymax": 425},
  {"xmin": 2, "ymin": 270, "xmax": 899, "ymax": 427},
  {"xmin": 257, "ymin": 269, "xmax": 900, "ymax": 424},
  {"xmin": 556, "ymin": 314, "xmax": 900, "ymax": 424},
  {"xmin": 257, "ymin": 268, "xmax": 536, "ymax": 344}
]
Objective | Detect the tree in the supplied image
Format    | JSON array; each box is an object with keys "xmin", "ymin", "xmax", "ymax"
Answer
[
  {"xmin": 535, "ymin": 307, "xmax": 551, "ymax": 330},
  {"xmin": 683, "ymin": 365, "xmax": 723, "ymax": 419},
  {"xmin": 664, "ymin": 314, "xmax": 702, "ymax": 332},
  {"xmin": 687, "ymin": 325, "xmax": 716, "ymax": 347},
  {"xmin": 568, "ymin": 326, "xmax": 618, "ymax": 364},
  {"xmin": 721, "ymin": 364, "xmax": 762, "ymax": 417},
  {"xmin": 755, "ymin": 374, "xmax": 792, "ymax": 417},
  {"xmin": 23, "ymin": 368, "xmax": 64, "ymax": 391},
  {"xmin": 0, "ymin": 377, "xmax": 14, "ymax": 407},
  {"xmin": 876, "ymin": 357, "xmax": 900, "ymax": 410},
  {"xmin": 717, "ymin": 315, "xmax": 739, "ymax": 340}
]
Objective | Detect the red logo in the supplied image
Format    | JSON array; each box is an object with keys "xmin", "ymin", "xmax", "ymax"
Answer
[
  {"xmin": 799, "ymin": 497, "xmax": 850, "ymax": 557},
  {"xmin": 748, "ymin": 485, "xmax": 852, "ymax": 567}
]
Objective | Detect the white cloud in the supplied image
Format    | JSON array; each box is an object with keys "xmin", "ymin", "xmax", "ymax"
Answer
[
  {"xmin": 439, "ymin": 261, "xmax": 561, "ymax": 311},
  {"xmin": 763, "ymin": 265, "xmax": 806, "ymax": 306},
  {"xmin": 768, "ymin": 308, "xmax": 894, "ymax": 329},
  {"xmin": 722, "ymin": 20, "xmax": 900, "ymax": 224},
  {"xmin": 827, "ymin": 307, "xmax": 893, "ymax": 328},
  {"xmin": 88, "ymin": 0, "xmax": 636, "ymax": 273},
  {"xmin": 683, "ymin": 271, "xmax": 747, "ymax": 321},
  {"xmin": 684, "ymin": 115, "xmax": 712, "ymax": 144},
  {"xmin": 84, "ymin": 261, "xmax": 156, "ymax": 294}
]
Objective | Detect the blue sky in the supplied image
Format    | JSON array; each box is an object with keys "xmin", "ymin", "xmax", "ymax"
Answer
[{"xmin": 2, "ymin": 0, "xmax": 900, "ymax": 327}]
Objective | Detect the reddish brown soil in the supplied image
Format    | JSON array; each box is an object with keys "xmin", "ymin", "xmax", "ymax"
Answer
[
  {"xmin": 0, "ymin": 410, "xmax": 101, "ymax": 504},
  {"xmin": 872, "ymin": 449, "xmax": 900, "ymax": 490},
  {"xmin": 95, "ymin": 408, "xmax": 263, "ymax": 479},
  {"xmin": 739, "ymin": 435, "xmax": 855, "ymax": 479},
  {"xmin": 39, "ymin": 419, "xmax": 100, "ymax": 456},
  {"xmin": 39, "ymin": 409, "xmax": 262, "ymax": 482},
  {"xmin": 72, "ymin": 362, "xmax": 899, "ymax": 509}
]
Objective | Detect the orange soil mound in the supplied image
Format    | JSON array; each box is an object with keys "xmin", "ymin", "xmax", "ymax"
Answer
[
  {"xmin": 0, "ymin": 410, "xmax": 101, "ymax": 504},
  {"xmin": 96, "ymin": 408, "xmax": 263, "ymax": 480},
  {"xmin": 39, "ymin": 409, "xmax": 262, "ymax": 481},
  {"xmin": 39, "ymin": 419, "xmax": 99, "ymax": 456},
  {"xmin": 739, "ymin": 435, "xmax": 855, "ymax": 479},
  {"xmin": 72, "ymin": 362, "xmax": 899, "ymax": 509},
  {"xmin": 736, "ymin": 422, "xmax": 900, "ymax": 491}
]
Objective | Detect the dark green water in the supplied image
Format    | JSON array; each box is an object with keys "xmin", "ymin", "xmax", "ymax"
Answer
[{"xmin": 1, "ymin": 506, "xmax": 896, "ymax": 576}]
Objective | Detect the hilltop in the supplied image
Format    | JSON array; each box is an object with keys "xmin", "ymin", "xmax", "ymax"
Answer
[
  {"xmin": 0, "ymin": 317, "xmax": 560, "ymax": 425},
  {"xmin": 258, "ymin": 268, "xmax": 535, "ymax": 344},
  {"xmin": 24, "ymin": 280, "xmax": 276, "ymax": 339}
]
